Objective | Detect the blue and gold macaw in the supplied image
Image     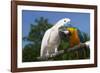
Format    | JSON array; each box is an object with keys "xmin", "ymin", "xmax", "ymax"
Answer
[
  {"xmin": 59, "ymin": 25, "xmax": 89, "ymax": 48},
  {"xmin": 64, "ymin": 27, "xmax": 87, "ymax": 48},
  {"xmin": 64, "ymin": 27, "xmax": 89, "ymax": 58},
  {"xmin": 59, "ymin": 25, "xmax": 90, "ymax": 59}
]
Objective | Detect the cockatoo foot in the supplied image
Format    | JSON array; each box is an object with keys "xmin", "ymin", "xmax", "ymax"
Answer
[{"xmin": 50, "ymin": 53, "xmax": 56, "ymax": 57}]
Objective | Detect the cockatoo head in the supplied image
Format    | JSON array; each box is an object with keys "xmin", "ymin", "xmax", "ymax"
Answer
[
  {"xmin": 58, "ymin": 18, "xmax": 71, "ymax": 39},
  {"xmin": 56, "ymin": 18, "xmax": 71, "ymax": 27},
  {"xmin": 63, "ymin": 18, "xmax": 71, "ymax": 26}
]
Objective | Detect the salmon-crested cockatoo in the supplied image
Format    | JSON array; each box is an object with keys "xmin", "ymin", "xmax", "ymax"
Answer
[{"xmin": 40, "ymin": 18, "xmax": 71, "ymax": 57}]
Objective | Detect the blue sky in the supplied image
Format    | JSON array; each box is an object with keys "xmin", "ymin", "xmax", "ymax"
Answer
[{"xmin": 22, "ymin": 10, "xmax": 90, "ymax": 48}]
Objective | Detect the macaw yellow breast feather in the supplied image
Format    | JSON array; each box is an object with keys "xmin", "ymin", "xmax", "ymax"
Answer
[{"xmin": 66, "ymin": 27, "xmax": 80, "ymax": 47}]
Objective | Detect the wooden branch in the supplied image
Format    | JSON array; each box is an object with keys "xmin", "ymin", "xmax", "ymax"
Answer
[{"xmin": 37, "ymin": 42, "xmax": 89, "ymax": 60}]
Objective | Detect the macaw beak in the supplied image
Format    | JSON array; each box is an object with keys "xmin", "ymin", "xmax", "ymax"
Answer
[
  {"xmin": 62, "ymin": 30, "xmax": 70, "ymax": 35},
  {"xmin": 59, "ymin": 29, "xmax": 71, "ymax": 40}
]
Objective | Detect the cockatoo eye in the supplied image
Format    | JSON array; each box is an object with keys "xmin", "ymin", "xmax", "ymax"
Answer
[{"xmin": 64, "ymin": 20, "xmax": 66, "ymax": 22}]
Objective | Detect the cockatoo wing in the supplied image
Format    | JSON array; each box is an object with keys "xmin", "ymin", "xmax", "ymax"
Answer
[
  {"xmin": 41, "ymin": 29, "xmax": 52, "ymax": 48},
  {"xmin": 40, "ymin": 29, "xmax": 52, "ymax": 57}
]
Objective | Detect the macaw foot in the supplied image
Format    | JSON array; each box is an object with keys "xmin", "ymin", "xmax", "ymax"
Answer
[{"xmin": 85, "ymin": 41, "xmax": 90, "ymax": 48}]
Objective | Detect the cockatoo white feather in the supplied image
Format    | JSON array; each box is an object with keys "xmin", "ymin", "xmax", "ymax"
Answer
[{"xmin": 40, "ymin": 18, "xmax": 71, "ymax": 57}]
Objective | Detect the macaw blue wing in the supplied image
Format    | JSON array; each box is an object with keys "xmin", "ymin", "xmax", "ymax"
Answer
[{"xmin": 77, "ymin": 29, "xmax": 89, "ymax": 43}]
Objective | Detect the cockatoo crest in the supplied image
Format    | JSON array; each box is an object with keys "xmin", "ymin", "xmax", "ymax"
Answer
[{"xmin": 53, "ymin": 18, "xmax": 71, "ymax": 29}]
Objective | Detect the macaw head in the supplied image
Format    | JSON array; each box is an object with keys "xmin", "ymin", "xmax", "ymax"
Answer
[
  {"xmin": 59, "ymin": 27, "xmax": 72, "ymax": 40},
  {"xmin": 59, "ymin": 27, "xmax": 78, "ymax": 41}
]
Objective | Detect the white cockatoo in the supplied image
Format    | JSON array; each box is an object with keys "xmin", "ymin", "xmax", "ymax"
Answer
[{"xmin": 40, "ymin": 18, "xmax": 71, "ymax": 57}]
